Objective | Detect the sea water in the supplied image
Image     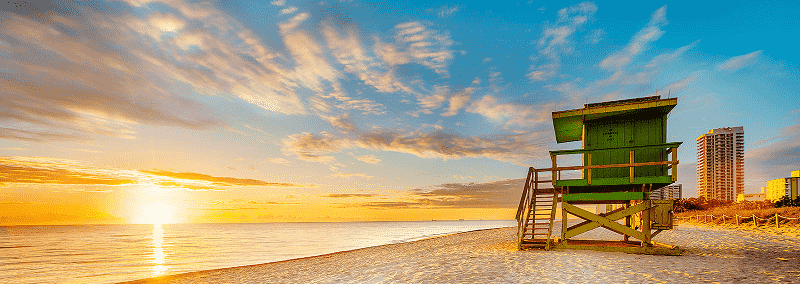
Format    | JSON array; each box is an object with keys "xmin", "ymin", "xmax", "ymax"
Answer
[{"xmin": 0, "ymin": 220, "xmax": 515, "ymax": 283}]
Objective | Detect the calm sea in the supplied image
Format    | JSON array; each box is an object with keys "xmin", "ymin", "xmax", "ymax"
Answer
[{"xmin": 1, "ymin": 220, "xmax": 515, "ymax": 283}]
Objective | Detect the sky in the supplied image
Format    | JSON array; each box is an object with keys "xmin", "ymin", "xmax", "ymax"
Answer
[{"xmin": 1, "ymin": 0, "xmax": 798, "ymax": 225}]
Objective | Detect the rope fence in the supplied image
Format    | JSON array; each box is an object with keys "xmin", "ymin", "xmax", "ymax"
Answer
[{"xmin": 676, "ymin": 213, "xmax": 800, "ymax": 228}]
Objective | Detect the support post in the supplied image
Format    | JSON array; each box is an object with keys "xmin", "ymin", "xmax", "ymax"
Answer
[
  {"xmin": 736, "ymin": 215, "xmax": 739, "ymax": 225},
  {"xmin": 629, "ymin": 150, "xmax": 635, "ymax": 183},
  {"xmin": 561, "ymin": 201, "xmax": 568, "ymax": 244},
  {"xmin": 587, "ymin": 153, "xmax": 592, "ymax": 185},
  {"xmin": 642, "ymin": 200, "xmax": 651, "ymax": 247},
  {"xmin": 776, "ymin": 213, "xmax": 779, "ymax": 229},
  {"xmin": 672, "ymin": 147, "xmax": 678, "ymax": 182},
  {"xmin": 551, "ymin": 155, "xmax": 557, "ymax": 186},
  {"xmin": 623, "ymin": 202, "xmax": 630, "ymax": 242}
]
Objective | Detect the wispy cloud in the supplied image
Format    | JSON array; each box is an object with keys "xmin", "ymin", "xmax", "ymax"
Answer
[
  {"xmin": 354, "ymin": 178, "xmax": 524, "ymax": 209},
  {"xmin": 466, "ymin": 95, "xmax": 553, "ymax": 127},
  {"xmin": 322, "ymin": 193, "xmax": 378, "ymax": 198},
  {"xmin": 438, "ymin": 5, "xmax": 462, "ymax": 18},
  {"xmin": 331, "ymin": 173, "xmax": 373, "ymax": 179},
  {"xmin": 600, "ymin": 6, "xmax": 668, "ymax": 70},
  {"xmin": 716, "ymin": 50, "xmax": 762, "ymax": 72},
  {"xmin": 140, "ymin": 170, "xmax": 302, "ymax": 187},
  {"xmin": 0, "ymin": 157, "xmax": 135, "ymax": 186},
  {"xmin": 527, "ymin": 1, "xmax": 597, "ymax": 81},
  {"xmin": 441, "ymin": 87, "xmax": 473, "ymax": 117},
  {"xmin": 354, "ymin": 154, "xmax": 382, "ymax": 164},
  {"xmin": 283, "ymin": 127, "xmax": 548, "ymax": 165},
  {"xmin": 0, "ymin": 156, "xmax": 304, "ymax": 189}
]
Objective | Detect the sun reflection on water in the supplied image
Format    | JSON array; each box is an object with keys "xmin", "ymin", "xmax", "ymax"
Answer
[{"xmin": 151, "ymin": 224, "xmax": 168, "ymax": 277}]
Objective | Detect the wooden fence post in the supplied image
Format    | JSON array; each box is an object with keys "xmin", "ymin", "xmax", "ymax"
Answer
[
  {"xmin": 776, "ymin": 213, "xmax": 779, "ymax": 229},
  {"xmin": 735, "ymin": 215, "xmax": 739, "ymax": 226},
  {"xmin": 752, "ymin": 214, "xmax": 757, "ymax": 226}
]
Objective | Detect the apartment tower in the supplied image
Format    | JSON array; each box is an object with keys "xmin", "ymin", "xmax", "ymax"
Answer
[{"xmin": 696, "ymin": 127, "xmax": 744, "ymax": 201}]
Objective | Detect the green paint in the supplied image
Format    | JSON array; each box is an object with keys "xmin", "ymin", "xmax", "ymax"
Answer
[
  {"xmin": 562, "ymin": 192, "xmax": 645, "ymax": 201},
  {"xmin": 555, "ymin": 176, "xmax": 674, "ymax": 187}
]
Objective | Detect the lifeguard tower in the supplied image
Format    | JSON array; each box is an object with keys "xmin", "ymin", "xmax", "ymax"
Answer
[{"xmin": 516, "ymin": 96, "xmax": 683, "ymax": 255}]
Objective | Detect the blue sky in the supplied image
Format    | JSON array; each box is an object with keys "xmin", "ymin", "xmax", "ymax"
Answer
[{"xmin": 0, "ymin": 0, "xmax": 798, "ymax": 224}]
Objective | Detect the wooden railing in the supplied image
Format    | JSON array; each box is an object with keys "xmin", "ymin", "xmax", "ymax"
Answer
[{"xmin": 547, "ymin": 142, "xmax": 682, "ymax": 185}]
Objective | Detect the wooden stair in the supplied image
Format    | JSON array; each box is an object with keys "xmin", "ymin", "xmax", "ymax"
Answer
[{"xmin": 516, "ymin": 167, "xmax": 558, "ymax": 250}]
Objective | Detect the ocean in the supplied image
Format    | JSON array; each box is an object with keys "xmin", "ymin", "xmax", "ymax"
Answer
[{"xmin": 1, "ymin": 220, "xmax": 516, "ymax": 283}]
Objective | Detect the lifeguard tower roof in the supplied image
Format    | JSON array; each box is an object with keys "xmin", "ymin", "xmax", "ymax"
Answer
[{"xmin": 552, "ymin": 96, "xmax": 677, "ymax": 143}]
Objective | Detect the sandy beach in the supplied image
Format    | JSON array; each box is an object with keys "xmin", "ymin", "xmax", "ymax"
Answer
[{"xmin": 125, "ymin": 223, "xmax": 800, "ymax": 283}]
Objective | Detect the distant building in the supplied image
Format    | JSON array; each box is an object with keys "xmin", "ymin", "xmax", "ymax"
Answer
[
  {"xmin": 696, "ymin": 127, "xmax": 744, "ymax": 201},
  {"xmin": 765, "ymin": 171, "xmax": 799, "ymax": 201},
  {"xmin": 651, "ymin": 184, "xmax": 682, "ymax": 200},
  {"xmin": 737, "ymin": 187, "xmax": 766, "ymax": 202}
]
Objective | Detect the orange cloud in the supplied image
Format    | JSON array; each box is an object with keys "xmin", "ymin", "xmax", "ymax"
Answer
[
  {"xmin": 140, "ymin": 169, "xmax": 304, "ymax": 187},
  {"xmin": 351, "ymin": 179, "xmax": 524, "ymax": 209},
  {"xmin": 0, "ymin": 163, "xmax": 134, "ymax": 185},
  {"xmin": 322, "ymin": 193, "xmax": 378, "ymax": 198}
]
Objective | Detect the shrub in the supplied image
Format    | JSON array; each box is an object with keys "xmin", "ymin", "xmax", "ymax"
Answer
[{"xmin": 774, "ymin": 196, "xmax": 800, "ymax": 208}]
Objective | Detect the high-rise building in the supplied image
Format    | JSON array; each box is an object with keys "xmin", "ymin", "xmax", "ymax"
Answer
[
  {"xmin": 696, "ymin": 127, "xmax": 744, "ymax": 201},
  {"xmin": 651, "ymin": 184, "xmax": 682, "ymax": 200}
]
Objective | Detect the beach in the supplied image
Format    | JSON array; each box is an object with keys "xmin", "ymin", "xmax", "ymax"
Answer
[{"xmin": 124, "ymin": 223, "xmax": 800, "ymax": 283}]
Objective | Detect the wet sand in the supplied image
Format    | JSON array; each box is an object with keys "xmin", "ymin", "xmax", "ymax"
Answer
[{"xmin": 125, "ymin": 223, "xmax": 800, "ymax": 283}]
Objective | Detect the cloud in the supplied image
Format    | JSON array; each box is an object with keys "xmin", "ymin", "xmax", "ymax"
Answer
[
  {"xmin": 0, "ymin": 156, "xmax": 305, "ymax": 190},
  {"xmin": 283, "ymin": 127, "xmax": 549, "ymax": 165},
  {"xmin": 466, "ymin": 95, "xmax": 553, "ymax": 127},
  {"xmin": 355, "ymin": 178, "xmax": 525, "ymax": 209},
  {"xmin": 140, "ymin": 169, "xmax": 302, "ymax": 187},
  {"xmin": 441, "ymin": 87, "xmax": 473, "ymax": 117},
  {"xmin": 600, "ymin": 5, "xmax": 668, "ymax": 70},
  {"xmin": 645, "ymin": 40, "xmax": 699, "ymax": 68},
  {"xmin": 322, "ymin": 114, "xmax": 358, "ymax": 133},
  {"xmin": 320, "ymin": 24, "xmax": 408, "ymax": 102},
  {"xmin": 268, "ymin": 158, "xmax": 291, "ymax": 165},
  {"xmin": 438, "ymin": 5, "xmax": 462, "ymax": 18},
  {"xmin": 332, "ymin": 173, "xmax": 373, "ymax": 179},
  {"xmin": 745, "ymin": 118, "xmax": 800, "ymax": 186},
  {"xmin": 3, "ymin": 0, "xmax": 371, "ymax": 142},
  {"xmin": 0, "ymin": 158, "xmax": 135, "ymax": 185},
  {"xmin": 355, "ymin": 154, "xmax": 381, "ymax": 164},
  {"xmin": 389, "ymin": 21, "xmax": 455, "ymax": 76},
  {"xmin": 586, "ymin": 28, "xmax": 605, "ymax": 44},
  {"xmin": 322, "ymin": 193, "xmax": 378, "ymax": 198},
  {"xmin": 280, "ymin": 7, "xmax": 297, "ymax": 15},
  {"xmin": 716, "ymin": 50, "xmax": 762, "ymax": 72},
  {"xmin": 527, "ymin": 1, "xmax": 597, "ymax": 81},
  {"xmin": 283, "ymin": 132, "xmax": 346, "ymax": 162}
]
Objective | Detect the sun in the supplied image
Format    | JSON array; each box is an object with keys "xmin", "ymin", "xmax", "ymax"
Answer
[{"xmin": 140, "ymin": 203, "xmax": 174, "ymax": 224}]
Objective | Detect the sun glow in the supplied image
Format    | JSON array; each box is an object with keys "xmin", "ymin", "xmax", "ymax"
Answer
[{"xmin": 140, "ymin": 203, "xmax": 174, "ymax": 224}]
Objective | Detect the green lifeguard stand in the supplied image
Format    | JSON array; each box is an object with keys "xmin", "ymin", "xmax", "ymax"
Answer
[{"xmin": 516, "ymin": 96, "xmax": 683, "ymax": 255}]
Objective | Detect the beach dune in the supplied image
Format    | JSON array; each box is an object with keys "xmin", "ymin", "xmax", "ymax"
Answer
[{"xmin": 125, "ymin": 223, "xmax": 800, "ymax": 283}]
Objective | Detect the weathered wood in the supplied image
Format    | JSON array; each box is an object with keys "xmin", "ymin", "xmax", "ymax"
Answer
[
  {"xmin": 587, "ymin": 153, "xmax": 592, "ymax": 185},
  {"xmin": 671, "ymin": 147, "xmax": 678, "ymax": 182},
  {"xmin": 533, "ymin": 160, "xmax": 678, "ymax": 172},
  {"xmin": 562, "ymin": 192, "xmax": 645, "ymax": 202},
  {"xmin": 629, "ymin": 150, "xmax": 635, "ymax": 183},
  {"xmin": 563, "ymin": 202, "xmax": 647, "ymax": 241},
  {"xmin": 551, "ymin": 241, "xmax": 683, "ymax": 256},
  {"xmin": 565, "ymin": 201, "xmax": 649, "ymax": 239},
  {"xmin": 549, "ymin": 142, "xmax": 683, "ymax": 156}
]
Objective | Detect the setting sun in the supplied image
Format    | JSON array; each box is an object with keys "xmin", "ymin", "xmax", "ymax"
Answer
[{"xmin": 140, "ymin": 203, "xmax": 173, "ymax": 225}]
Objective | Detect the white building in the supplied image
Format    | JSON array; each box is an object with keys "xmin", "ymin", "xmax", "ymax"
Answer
[{"xmin": 696, "ymin": 127, "xmax": 744, "ymax": 201}]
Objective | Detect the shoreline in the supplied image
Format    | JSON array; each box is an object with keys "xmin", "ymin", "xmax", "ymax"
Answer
[
  {"xmin": 120, "ymin": 226, "xmax": 514, "ymax": 284},
  {"xmin": 123, "ymin": 223, "xmax": 800, "ymax": 283}
]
